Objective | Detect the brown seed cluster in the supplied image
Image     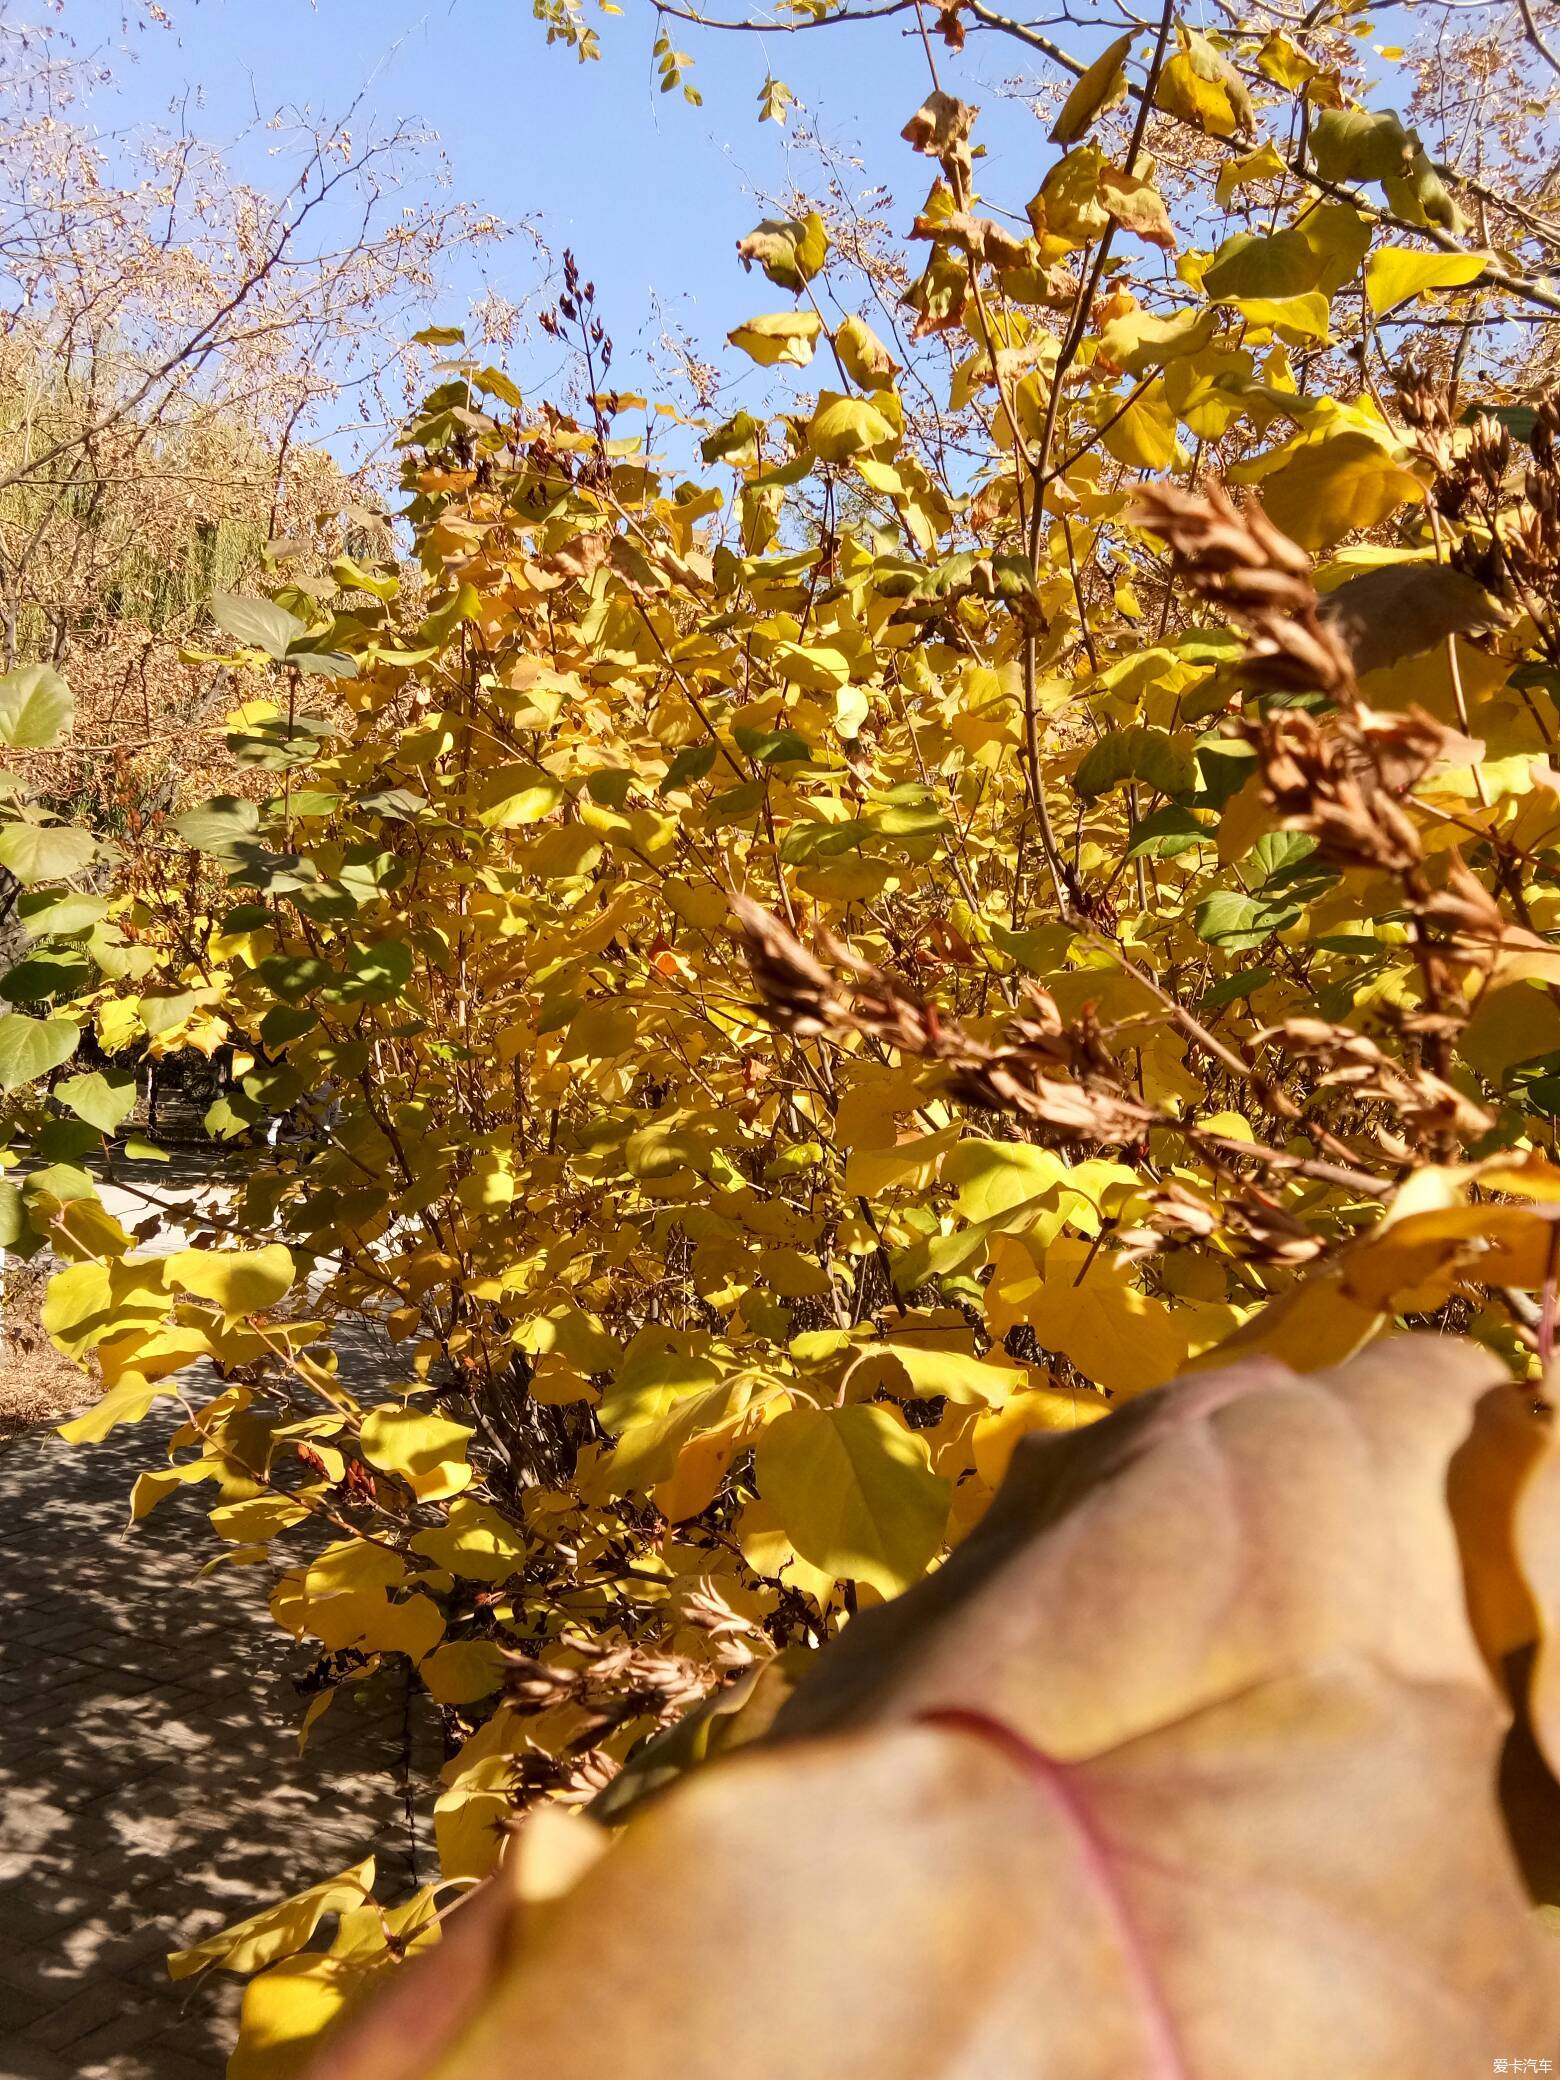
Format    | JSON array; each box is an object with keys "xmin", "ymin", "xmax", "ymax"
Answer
[
  {"xmin": 1129, "ymin": 480, "xmax": 1357, "ymax": 697},
  {"xmin": 1256, "ymin": 703, "xmax": 1448, "ymax": 875},
  {"xmin": 730, "ymin": 893, "xmax": 1153, "ymax": 1149},
  {"xmin": 1402, "ymin": 375, "xmax": 1560, "ymax": 650}
]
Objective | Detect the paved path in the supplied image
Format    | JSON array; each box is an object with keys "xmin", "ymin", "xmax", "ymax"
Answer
[{"xmin": 0, "ymin": 1380, "xmax": 437, "ymax": 2077}]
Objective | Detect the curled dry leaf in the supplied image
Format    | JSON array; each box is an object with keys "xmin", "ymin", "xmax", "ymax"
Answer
[
  {"xmin": 305, "ymin": 1338, "xmax": 1558, "ymax": 2080},
  {"xmin": 1315, "ymin": 561, "xmax": 1505, "ymax": 678}
]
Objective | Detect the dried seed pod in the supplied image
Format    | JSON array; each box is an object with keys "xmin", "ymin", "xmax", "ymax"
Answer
[{"xmin": 1129, "ymin": 480, "xmax": 1355, "ymax": 697}]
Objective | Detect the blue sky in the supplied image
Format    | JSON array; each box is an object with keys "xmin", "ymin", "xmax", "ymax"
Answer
[{"xmin": 58, "ymin": 0, "xmax": 1100, "ymax": 435}]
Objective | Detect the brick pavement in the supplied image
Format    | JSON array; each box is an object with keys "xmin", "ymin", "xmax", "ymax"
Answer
[{"xmin": 0, "ymin": 1386, "xmax": 438, "ymax": 2078}]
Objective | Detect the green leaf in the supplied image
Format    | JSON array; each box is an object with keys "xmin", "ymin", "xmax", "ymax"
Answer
[
  {"xmin": 736, "ymin": 213, "xmax": 829, "ymax": 293},
  {"xmin": 0, "ymin": 1013, "xmax": 78, "ymax": 1090},
  {"xmin": 0, "ymin": 949, "xmax": 93, "ymax": 1003},
  {"xmin": 210, "ymin": 594, "xmax": 309, "ymax": 660},
  {"xmin": 1205, "ymin": 229, "xmax": 1323, "ymax": 303},
  {"xmin": 259, "ymin": 1005, "xmax": 319, "ymax": 1051},
  {"xmin": 0, "ymin": 1178, "xmax": 25, "ymax": 1246},
  {"xmin": 754, "ymin": 1404, "xmax": 950, "ymax": 1598},
  {"xmin": 56, "ymin": 1069, "xmax": 138, "ymax": 1134},
  {"xmin": 330, "ymin": 939, "xmax": 413, "ymax": 1004},
  {"xmin": 0, "ymin": 821, "xmax": 97, "ymax": 885},
  {"xmin": 660, "ymin": 745, "xmax": 718, "ymax": 794},
  {"xmin": 733, "ymin": 727, "xmax": 812, "ymax": 767},
  {"xmin": 18, "ymin": 889, "xmax": 108, "ymax": 938},
  {"xmin": 255, "ymin": 956, "xmax": 332, "ymax": 1004},
  {"xmin": 1463, "ymin": 402, "xmax": 1536, "ymax": 441},
  {"xmin": 1247, "ymin": 830, "xmax": 1321, "ymax": 887},
  {"xmin": 1195, "ymin": 886, "xmax": 1301, "ymax": 951},
  {"xmin": 1201, "ymin": 967, "xmax": 1276, "ymax": 1009},
  {"xmin": 25, "ymin": 1160, "xmax": 95, "ymax": 1204},
  {"xmin": 0, "ymin": 665, "xmax": 72, "ymax": 749},
  {"xmin": 355, "ymin": 785, "xmax": 432, "ymax": 823},
  {"xmin": 1308, "ymin": 107, "xmax": 1415, "ymax": 184},
  {"xmin": 284, "ymin": 650, "xmax": 358, "ymax": 681},
  {"xmin": 701, "ymin": 412, "xmax": 764, "ymax": 467},
  {"xmin": 172, "ymin": 796, "xmax": 263, "ymax": 858},
  {"xmin": 1074, "ymin": 725, "xmax": 1196, "ymax": 801},
  {"xmin": 35, "ymin": 1117, "xmax": 102, "ymax": 1161},
  {"xmin": 1364, "ymin": 247, "xmax": 1490, "ymax": 318},
  {"xmin": 141, "ymin": 991, "xmax": 198, "ymax": 1037},
  {"xmin": 204, "ymin": 1092, "xmax": 261, "ymax": 1141},
  {"xmin": 227, "ymin": 715, "xmax": 333, "ymax": 771},
  {"xmin": 1126, "ymin": 805, "xmax": 1206, "ymax": 859}
]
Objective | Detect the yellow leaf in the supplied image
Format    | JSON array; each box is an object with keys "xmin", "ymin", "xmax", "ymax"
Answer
[
  {"xmin": 1186, "ymin": 1266, "xmax": 1382, "ymax": 1374},
  {"xmin": 654, "ymin": 1421, "xmax": 746, "ymax": 1520},
  {"xmin": 1215, "ymin": 140, "xmax": 1288, "ymax": 205},
  {"xmin": 806, "ymin": 391, "xmax": 897, "ymax": 463},
  {"xmin": 58, "ymin": 1379, "xmax": 166, "ymax": 1445},
  {"xmin": 862, "ymin": 1343, "xmax": 1024, "ymax": 1406},
  {"xmin": 1259, "ymin": 431, "xmax": 1423, "ymax": 551},
  {"xmin": 169, "ymin": 1859, "xmax": 376, "ymax": 1979},
  {"xmin": 727, "ymin": 312, "xmax": 822, "ymax": 367},
  {"xmin": 167, "ymin": 1243, "xmax": 294, "ymax": 1322},
  {"xmin": 421, "ymin": 1640, "xmax": 509, "ymax": 1705},
  {"xmin": 1099, "ymin": 378, "xmax": 1178, "ymax": 470},
  {"xmin": 434, "ymin": 1756, "xmax": 515, "ymax": 1882},
  {"xmin": 1449, "ymin": 1388, "xmax": 1560, "ymax": 1782},
  {"xmin": 1257, "ymin": 28, "xmax": 1318, "ymax": 87},
  {"xmin": 360, "ymin": 1406, "xmax": 475, "ymax": 1501},
  {"xmin": 1009, "ymin": 1237, "xmax": 1189, "ymax": 1396},
  {"xmin": 736, "ymin": 1497, "xmax": 836, "ymax": 1603},
  {"xmin": 42, "ymin": 1256, "xmax": 166, "ymax": 1358},
  {"xmin": 1050, "ymin": 32, "xmax": 1133, "ymax": 145},
  {"xmin": 834, "ymin": 313, "xmax": 898, "ymax": 386},
  {"xmin": 844, "ymin": 1123, "xmax": 958, "ymax": 1197},
  {"xmin": 229, "ymin": 1954, "xmax": 367, "ymax": 2080},
  {"xmin": 1459, "ymin": 981, "xmax": 1560, "ymax": 1081},
  {"xmin": 210, "ymin": 1496, "xmax": 310, "ymax": 1543},
  {"xmin": 1215, "ymin": 770, "xmax": 1276, "ymax": 864},
  {"xmin": 1364, "ymin": 246, "xmax": 1491, "ymax": 318},
  {"xmin": 411, "ymin": 1498, "xmax": 527, "ymax": 1581},
  {"xmin": 97, "ymin": 1322, "xmax": 214, "ymax": 1388},
  {"xmin": 310, "ymin": 1586, "xmax": 445, "ymax": 1663},
  {"xmin": 944, "ymin": 1138, "xmax": 1067, "ymax": 1222},
  {"xmin": 1098, "ymin": 167, "xmax": 1175, "ymax": 251},
  {"xmin": 1227, "ymin": 290, "xmax": 1332, "ymax": 340},
  {"xmin": 754, "ymin": 1403, "xmax": 950, "ymax": 1598},
  {"xmin": 1155, "ymin": 45, "xmax": 1244, "ymax": 137},
  {"xmin": 130, "ymin": 1459, "xmax": 216, "ymax": 1521},
  {"xmin": 972, "ymin": 1381, "xmax": 1109, "ymax": 1486}
]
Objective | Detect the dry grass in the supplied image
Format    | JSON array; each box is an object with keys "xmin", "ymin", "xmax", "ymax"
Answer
[{"xmin": 0, "ymin": 1259, "xmax": 87, "ymax": 1446}]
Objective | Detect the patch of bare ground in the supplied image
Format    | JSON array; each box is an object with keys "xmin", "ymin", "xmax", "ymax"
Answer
[{"xmin": 0, "ymin": 1256, "xmax": 85, "ymax": 1445}]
